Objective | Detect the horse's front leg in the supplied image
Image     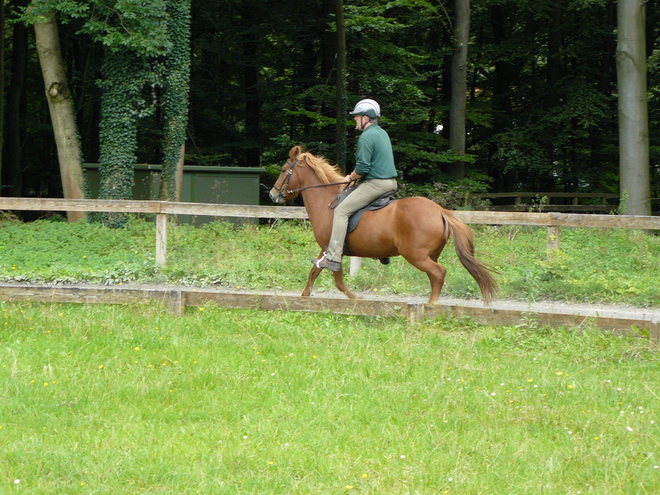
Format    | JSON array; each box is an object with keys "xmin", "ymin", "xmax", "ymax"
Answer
[
  {"xmin": 302, "ymin": 249, "xmax": 326, "ymax": 296},
  {"xmin": 302, "ymin": 265, "xmax": 322, "ymax": 296}
]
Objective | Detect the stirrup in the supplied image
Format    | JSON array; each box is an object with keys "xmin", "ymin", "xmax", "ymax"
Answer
[{"xmin": 311, "ymin": 254, "xmax": 342, "ymax": 272}]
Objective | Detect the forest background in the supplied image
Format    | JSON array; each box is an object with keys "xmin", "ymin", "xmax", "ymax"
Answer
[{"xmin": 1, "ymin": 0, "xmax": 659, "ymax": 219}]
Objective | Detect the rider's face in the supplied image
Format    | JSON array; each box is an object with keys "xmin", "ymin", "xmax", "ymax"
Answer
[{"xmin": 354, "ymin": 114, "xmax": 367, "ymax": 131}]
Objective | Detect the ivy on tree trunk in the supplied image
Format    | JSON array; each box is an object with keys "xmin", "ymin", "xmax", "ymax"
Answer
[{"xmin": 160, "ymin": 0, "xmax": 191, "ymax": 202}]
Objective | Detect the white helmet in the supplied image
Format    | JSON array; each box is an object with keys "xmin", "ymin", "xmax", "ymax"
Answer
[{"xmin": 349, "ymin": 99, "xmax": 381, "ymax": 119}]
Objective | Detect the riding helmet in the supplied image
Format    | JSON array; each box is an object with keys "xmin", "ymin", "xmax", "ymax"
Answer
[{"xmin": 349, "ymin": 99, "xmax": 381, "ymax": 119}]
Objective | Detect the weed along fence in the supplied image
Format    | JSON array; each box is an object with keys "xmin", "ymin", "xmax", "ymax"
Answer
[{"xmin": 1, "ymin": 197, "xmax": 659, "ymax": 337}]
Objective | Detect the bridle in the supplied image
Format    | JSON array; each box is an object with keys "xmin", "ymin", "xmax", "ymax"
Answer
[
  {"xmin": 271, "ymin": 158, "xmax": 299, "ymax": 201},
  {"xmin": 272, "ymin": 157, "xmax": 351, "ymax": 201}
]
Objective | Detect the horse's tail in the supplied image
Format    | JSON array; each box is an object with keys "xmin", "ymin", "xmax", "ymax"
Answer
[{"xmin": 442, "ymin": 210, "xmax": 499, "ymax": 305}]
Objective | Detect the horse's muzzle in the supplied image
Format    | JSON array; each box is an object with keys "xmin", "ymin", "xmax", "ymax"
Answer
[{"xmin": 269, "ymin": 188, "xmax": 285, "ymax": 204}]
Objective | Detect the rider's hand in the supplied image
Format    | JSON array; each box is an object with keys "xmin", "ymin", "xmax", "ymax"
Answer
[{"xmin": 344, "ymin": 174, "xmax": 353, "ymax": 183}]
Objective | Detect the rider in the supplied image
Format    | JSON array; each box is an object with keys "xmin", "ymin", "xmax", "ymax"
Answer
[{"xmin": 313, "ymin": 98, "xmax": 398, "ymax": 272}]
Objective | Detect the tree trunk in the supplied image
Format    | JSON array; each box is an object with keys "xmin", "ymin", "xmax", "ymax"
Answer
[
  {"xmin": 616, "ymin": 0, "xmax": 651, "ymax": 215},
  {"xmin": 448, "ymin": 0, "xmax": 470, "ymax": 180},
  {"xmin": 32, "ymin": 9, "xmax": 86, "ymax": 221},
  {"xmin": 5, "ymin": 0, "xmax": 29, "ymax": 197},
  {"xmin": 159, "ymin": 0, "xmax": 191, "ymax": 201},
  {"xmin": 241, "ymin": 1, "xmax": 261, "ymax": 168},
  {"xmin": 0, "ymin": 0, "xmax": 5, "ymax": 193},
  {"xmin": 335, "ymin": 0, "xmax": 347, "ymax": 171}
]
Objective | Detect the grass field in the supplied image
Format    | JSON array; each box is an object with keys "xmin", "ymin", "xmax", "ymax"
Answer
[
  {"xmin": 1, "ymin": 301, "xmax": 659, "ymax": 494},
  {"xmin": 0, "ymin": 217, "xmax": 659, "ymax": 307},
  {"xmin": 1, "ymin": 218, "xmax": 659, "ymax": 493}
]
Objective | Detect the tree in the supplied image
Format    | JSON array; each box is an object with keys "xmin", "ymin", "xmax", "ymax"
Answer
[
  {"xmin": 4, "ymin": 0, "xmax": 29, "ymax": 199},
  {"xmin": 159, "ymin": 0, "xmax": 192, "ymax": 201},
  {"xmin": 32, "ymin": 6, "xmax": 86, "ymax": 222},
  {"xmin": 0, "ymin": 1, "xmax": 5, "ymax": 192},
  {"xmin": 448, "ymin": 0, "xmax": 470, "ymax": 180},
  {"xmin": 89, "ymin": 0, "xmax": 175, "ymax": 226},
  {"xmin": 335, "ymin": 0, "xmax": 347, "ymax": 170},
  {"xmin": 617, "ymin": 0, "xmax": 651, "ymax": 215}
]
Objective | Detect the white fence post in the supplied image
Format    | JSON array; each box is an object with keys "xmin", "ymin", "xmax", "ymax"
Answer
[
  {"xmin": 349, "ymin": 257, "xmax": 362, "ymax": 276},
  {"xmin": 156, "ymin": 213, "xmax": 168, "ymax": 265}
]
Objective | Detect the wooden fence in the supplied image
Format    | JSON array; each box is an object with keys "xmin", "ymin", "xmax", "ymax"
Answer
[
  {"xmin": 1, "ymin": 197, "xmax": 660, "ymax": 265},
  {"xmin": 468, "ymin": 192, "xmax": 621, "ymax": 213}
]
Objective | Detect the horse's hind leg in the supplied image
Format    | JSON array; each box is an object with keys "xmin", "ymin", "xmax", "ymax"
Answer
[
  {"xmin": 332, "ymin": 268, "xmax": 358, "ymax": 300},
  {"xmin": 405, "ymin": 255, "xmax": 447, "ymax": 304}
]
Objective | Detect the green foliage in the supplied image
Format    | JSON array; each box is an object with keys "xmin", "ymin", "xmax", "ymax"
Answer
[
  {"xmin": 397, "ymin": 173, "xmax": 492, "ymax": 210},
  {"xmin": 8, "ymin": 0, "xmax": 660, "ymax": 210}
]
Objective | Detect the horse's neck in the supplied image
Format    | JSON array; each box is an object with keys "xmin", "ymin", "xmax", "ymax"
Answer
[
  {"xmin": 300, "ymin": 185, "xmax": 340, "ymax": 244},
  {"xmin": 301, "ymin": 186, "xmax": 338, "ymax": 223}
]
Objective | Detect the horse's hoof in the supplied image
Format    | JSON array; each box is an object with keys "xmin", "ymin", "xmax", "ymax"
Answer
[{"xmin": 379, "ymin": 257, "xmax": 391, "ymax": 265}]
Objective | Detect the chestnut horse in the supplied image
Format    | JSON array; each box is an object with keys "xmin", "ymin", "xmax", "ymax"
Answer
[{"xmin": 269, "ymin": 146, "xmax": 498, "ymax": 304}]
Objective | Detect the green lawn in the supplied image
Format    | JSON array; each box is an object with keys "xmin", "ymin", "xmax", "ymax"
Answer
[
  {"xmin": 1, "ymin": 302, "xmax": 659, "ymax": 494},
  {"xmin": 0, "ymin": 218, "xmax": 659, "ymax": 307}
]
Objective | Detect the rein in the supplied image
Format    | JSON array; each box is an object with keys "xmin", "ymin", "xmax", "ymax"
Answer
[
  {"xmin": 274, "ymin": 157, "xmax": 351, "ymax": 196},
  {"xmin": 286, "ymin": 180, "xmax": 351, "ymax": 195}
]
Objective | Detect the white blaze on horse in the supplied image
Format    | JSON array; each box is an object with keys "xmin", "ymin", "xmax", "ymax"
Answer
[{"xmin": 269, "ymin": 146, "xmax": 498, "ymax": 305}]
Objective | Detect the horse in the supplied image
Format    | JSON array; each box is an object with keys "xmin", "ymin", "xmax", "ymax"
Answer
[{"xmin": 269, "ymin": 146, "xmax": 498, "ymax": 305}]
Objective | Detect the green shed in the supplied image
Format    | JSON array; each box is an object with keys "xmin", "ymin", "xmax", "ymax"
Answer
[{"xmin": 83, "ymin": 164, "xmax": 265, "ymax": 225}]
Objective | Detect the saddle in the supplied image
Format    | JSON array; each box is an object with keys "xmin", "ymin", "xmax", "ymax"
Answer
[
  {"xmin": 330, "ymin": 184, "xmax": 396, "ymax": 233},
  {"xmin": 330, "ymin": 185, "xmax": 396, "ymax": 261}
]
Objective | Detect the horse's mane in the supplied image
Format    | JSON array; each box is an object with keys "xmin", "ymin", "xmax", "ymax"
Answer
[{"xmin": 299, "ymin": 152, "xmax": 344, "ymax": 184}]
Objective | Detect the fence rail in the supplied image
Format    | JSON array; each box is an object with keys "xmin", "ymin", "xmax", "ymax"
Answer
[
  {"xmin": 2, "ymin": 197, "xmax": 659, "ymax": 264},
  {"xmin": 468, "ymin": 192, "xmax": 621, "ymax": 213}
]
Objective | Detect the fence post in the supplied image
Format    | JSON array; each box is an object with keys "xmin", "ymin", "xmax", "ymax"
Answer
[
  {"xmin": 156, "ymin": 213, "xmax": 168, "ymax": 265},
  {"xmin": 407, "ymin": 303, "xmax": 425, "ymax": 323},
  {"xmin": 349, "ymin": 257, "xmax": 362, "ymax": 276},
  {"xmin": 547, "ymin": 225, "xmax": 560, "ymax": 257}
]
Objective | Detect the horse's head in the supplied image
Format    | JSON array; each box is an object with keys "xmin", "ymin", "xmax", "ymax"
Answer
[
  {"xmin": 269, "ymin": 146, "xmax": 303, "ymax": 204},
  {"xmin": 269, "ymin": 146, "xmax": 345, "ymax": 204}
]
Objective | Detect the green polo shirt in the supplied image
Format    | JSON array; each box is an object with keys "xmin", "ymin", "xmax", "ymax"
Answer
[{"xmin": 354, "ymin": 123, "xmax": 397, "ymax": 180}]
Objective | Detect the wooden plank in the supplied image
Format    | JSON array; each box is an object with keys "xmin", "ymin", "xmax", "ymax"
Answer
[
  {"xmin": 470, "ymin": 192, "xmax": 620, "ymax": 199},
  {"xmin": 1, "ymin": 197, "xmax": 658, "ymax": 232},
  {"xmin": 454, "ymin": 210, "xmax": 552, "ymax": 226},
  {"xmin": 161, "ymin": 202, "xmax": 308, "ymax": 219},
  {"xmin": 422, "ymin": 304, "xmax": 660, "ymax": 340},
  {"xmin": 487, "ymin": 205, "xmax": 615, "ymax": 213},
  {"xmin": 0, "ymin": 285, "xmax": 170, "ymax": 305},
  {"xmin": 0, "ymin": 284, "xmax": 656, "ymax": 340},
  {"xmin": 549, "ymin": 212, "xmax": 660, "ymax": 230},
  {"xmin": 184, "ymin": 290, "xmax": 408, "ymax": 317},
  {"xmin": 0, "ymin": 197, "xmax": 162, "ymax": 213}
]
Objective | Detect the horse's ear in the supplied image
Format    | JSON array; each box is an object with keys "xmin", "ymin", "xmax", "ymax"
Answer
[{"xmin": 290, "ymin": 146, "xmax": 302, "ymax": 160}]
